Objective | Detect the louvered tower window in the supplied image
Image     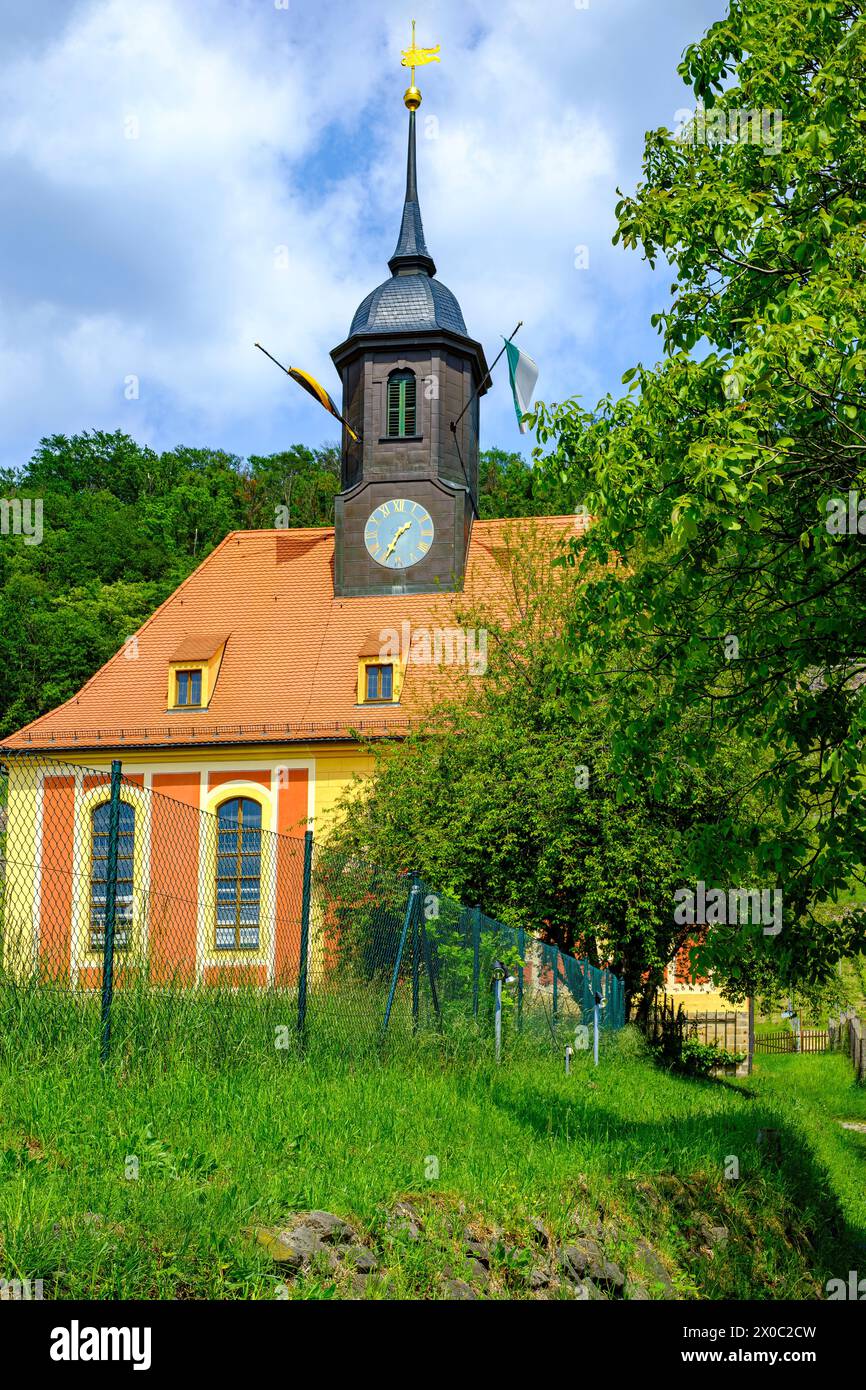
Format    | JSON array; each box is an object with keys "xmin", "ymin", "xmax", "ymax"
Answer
[{"xmin": 386, "ymin": 370, "xmax": 416, "ymax": 438}]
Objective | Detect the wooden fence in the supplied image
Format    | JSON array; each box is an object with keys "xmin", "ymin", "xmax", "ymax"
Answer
[
  {"xmin": 837, "ymin": 1011, "xmax": 866, "ymax": 1081},
  {"xmin": 754, "ymin": 1029, "xmax": 830, "ymax": 1055},
  {"xmin": 649, "ymin": 999, "xmax": 865, "ymax": 1080},
  {"xmin": 647, "ymin": 1000, "xmax": 749, "ymax": 1075}
]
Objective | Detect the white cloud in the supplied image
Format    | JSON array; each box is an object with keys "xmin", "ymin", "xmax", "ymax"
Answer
[{"xmin": 0, "ymin": 0, "xmax": 724, "ymax": 469}]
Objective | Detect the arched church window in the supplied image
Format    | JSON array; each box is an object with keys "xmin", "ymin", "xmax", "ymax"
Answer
[
  {"xmin": 89, "ymin": 801, "xmax": 135, "ymax": 951},
  {"xmin": 386, "ymin": 370, "xmax": 417, "ymax": 438},
  {"xmin": 215, "ymin": 797, "xmax": 262, "ymax": 950}
]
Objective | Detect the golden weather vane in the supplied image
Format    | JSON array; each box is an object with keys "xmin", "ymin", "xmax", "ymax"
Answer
[{"xmin": 400, "ymin": 18, "xmax": 440, "ymax": 110}]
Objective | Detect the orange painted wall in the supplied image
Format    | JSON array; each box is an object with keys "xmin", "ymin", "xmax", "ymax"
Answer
[
  {"xmin": 275, "ymin": 770, "xmax": 308, "ymax": 984},
  {"xmin": 150, "ymin": 771, "xmax": 201, "ymax": 984},
  {"xmin": 38, "ymin": 775, "xmax": 75, "ymax": 982}
]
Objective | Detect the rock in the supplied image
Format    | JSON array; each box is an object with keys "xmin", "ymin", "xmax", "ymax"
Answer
[
  {"xmin": 560, "ymin": 1238, "xmax": 625, "ymax": 1291},
  {"xmin": 465, "ymin": 1258, "xmax": 490, "ymax": 1287},
  {"xmin": 301, "ymin": 1211, "xmax": 354, "ymax": 1243},
  {"xmin": 632, "ymin": 1238, "xmax": 676, "ymax": 1298},
  {"xmin": 624, "ymin": 1280, "xmax": 651, "ymax": 1300},
  {"xmin": 442, "ymin": 1278, "xmax": 478, "ymax": 1300},
  {"xmin": 529, "ymin": 1267, "xmax": 551, "ymax": 1289},
  {"xmin": 386, "ymin": 1201, "xmax": 423, "ymax": 1241},
  {"xmin": 569, "ymin": 1278, "xmax": 608, "ymax": 1301},
  {"xmin": 702, "ymin": 1224, "xmax": 728, "ymax": 1248},
  {"xmin": 252, "ymin": 1229, "xmax": 305, "ymax": 1268},
  {"xmin": 464, "ymin": 1240, "xmax": 490, "ymax": 1266},
  {"xmin": 251, "ymin": 1223, "xmax": 324, "ymax": 1267},
  {"xmin": 345, "ymin": 1246, "xmax": 378, "ymax": 1273},
  {"xmin": 529, "ymin": 1218, "xmax": 549, "ymax": 1248}
]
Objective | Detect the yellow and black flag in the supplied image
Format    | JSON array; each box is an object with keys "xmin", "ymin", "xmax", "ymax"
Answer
[{"xmin": 255, "ymin": 343, "xmax": 359, "ymax": 442}]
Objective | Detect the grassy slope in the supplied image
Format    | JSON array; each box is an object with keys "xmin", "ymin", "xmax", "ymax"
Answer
[
  {"xmin": 1, "ymin": 1030, "xmax": 863, "ymax": 1300},
  {"xmin": 744, "ymin": 1053, "xmax": 866, "ymax": 1240}
]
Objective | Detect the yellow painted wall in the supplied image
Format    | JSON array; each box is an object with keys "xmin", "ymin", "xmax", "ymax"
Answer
[
  {"xmin": 4, "ymin": 743, "xmax": 375, "ymax": 837},
  {"xmin": 661, "ymin": 989, "xmax": 742, "ymax": 1013},
  {"xmin": 2, "ymin": 760, "xmax": 42, "ymax": 977}
]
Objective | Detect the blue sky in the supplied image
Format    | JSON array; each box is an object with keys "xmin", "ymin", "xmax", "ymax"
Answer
[{"xmin": 0, "ymin": 0, "xmax": 724, "ymax": 472}]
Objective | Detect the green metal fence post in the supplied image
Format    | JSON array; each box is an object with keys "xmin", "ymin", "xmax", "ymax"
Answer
[
  {"xmin": 381, "ymin": 873, "xmax": 420, "ymax": 1041},
  {"xmin": 421, "ymin": 917, "xmax": 442, "ymax": 1028},
  {"xmin": 99, "ymin": 759, "xmax": 123, "ymax": 1065},
  {"xmin": 552, "ymin": 949, "xmax": 559, "ymax": 1027},
  {"xmin": 297, "ymin": 830, "xmax": 313, "ymax": 1042},
  {"xmin": 472, "ymin": 906, "xmax": 481, "ymax": 1018},
  {"xmin": 517, "ymin": 927, "xmax": 525, "ymax": 1032}
]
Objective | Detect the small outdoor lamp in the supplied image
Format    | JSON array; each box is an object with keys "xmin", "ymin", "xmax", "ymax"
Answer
[{"xmin": 491, "ymin": 959, "xmax": 516, "ymax": 985}]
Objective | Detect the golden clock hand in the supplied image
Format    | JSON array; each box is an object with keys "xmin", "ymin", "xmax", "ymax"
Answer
[{"xmin": 383, "ymin": 522, "xmax": 412, "ymax": 560}]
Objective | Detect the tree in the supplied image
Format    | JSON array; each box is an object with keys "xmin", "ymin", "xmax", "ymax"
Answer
[
  {"xmin": 325, "ymin": 525, "xmax": 750, "ymax": 1016},
  {"xmin": 533, "ymin": 0, "xmax": 866, "ymax": 984},
  {"xmin": 0, "ymin": 432, "xmax": 337, "ymax": 735},
  {"xmin": 245, "ymin": 446, "xmax": 340, "ymax": 529}
]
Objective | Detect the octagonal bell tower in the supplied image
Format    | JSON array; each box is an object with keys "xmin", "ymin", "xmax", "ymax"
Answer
[{"xmin": 330, "ymin": 34, "xmax": 489, "ymax": 598}]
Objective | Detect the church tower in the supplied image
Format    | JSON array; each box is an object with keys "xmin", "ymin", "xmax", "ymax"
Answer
[{"xmin": 330, "ymin": 36, "xmax": 489, "ymax": 598}]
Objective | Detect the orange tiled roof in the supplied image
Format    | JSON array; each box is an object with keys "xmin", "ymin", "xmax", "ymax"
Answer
[{"xmin": 1, "ymin": 517, "xmax": 581, "ymax": 753}]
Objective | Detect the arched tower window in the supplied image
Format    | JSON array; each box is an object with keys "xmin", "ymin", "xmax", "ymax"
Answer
[
  {"xmin": 215, "ymin": 797, "xmax": 262, "ymax": 950},
  {"xmin": 386, "ymin": 369, "xmax": 417, "ymax": 438},
  {"xmin": 89, "ymin": 801, "xmax": 135, "ymax": 950}
]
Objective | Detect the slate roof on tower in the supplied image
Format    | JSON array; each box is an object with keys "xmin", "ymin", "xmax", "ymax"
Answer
[{"xmin": 345, "ymin": 107, "xmax": 467, "ymax": 340}]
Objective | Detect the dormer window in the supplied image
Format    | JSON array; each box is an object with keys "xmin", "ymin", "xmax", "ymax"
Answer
[
  {"xmin": 166, "ymin": 633, "xmax": 228, "ymax": 712},
  {"xmin": 386, "ymin": 370, "xmax": 416, "ymax": 438},
  {"xmin": 175, "ymin": 669, "xmax": 202, "ymax": 707},
  {"xmin": 365, "ymin": 664, "xmax": 394, "ymax": 702}
]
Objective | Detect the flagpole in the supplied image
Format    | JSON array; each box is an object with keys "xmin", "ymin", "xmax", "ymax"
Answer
[
  {"xmin": 449, "ymin": 320, "xmax": 523, "ymax": 434},
  {"xmin": 254, "ymin": 341, "xmax": 292, "ymax": 376},
  {"xmin": 254, "ymin": 342, "xmax": 360, "ymax": 443}
]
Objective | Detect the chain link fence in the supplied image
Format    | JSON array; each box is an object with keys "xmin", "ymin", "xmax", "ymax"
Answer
[{"xmin": 0, "ymin": 753, "xmax": 624, "ymax": 1066}]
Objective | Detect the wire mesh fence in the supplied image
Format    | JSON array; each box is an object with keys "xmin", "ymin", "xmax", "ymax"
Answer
[{"xmin": 0, "ymin": 753, "xmax": 625, "ymax": 1066}]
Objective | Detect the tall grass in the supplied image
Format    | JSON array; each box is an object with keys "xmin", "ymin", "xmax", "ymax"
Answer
[{"xmin": 0, "ymin": 1018, "xmax": 863, "ymax": 1299}]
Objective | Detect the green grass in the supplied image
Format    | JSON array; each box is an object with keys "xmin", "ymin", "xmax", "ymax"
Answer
[
  {"xmin": 744, "ymin": 1052, "xmax": 866, "ymax": 1238},
  {"xmin": 0, "ymin": 1019, "xmax": 863, "ymax": 1300}
]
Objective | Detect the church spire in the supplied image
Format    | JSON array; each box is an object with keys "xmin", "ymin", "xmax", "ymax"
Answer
[
  {"xmin": 388, "ymin": 109, "xmax": 436, "ymax": 278},
  {"xmin": 389, "ymin": 20, "xmax": 441, "ymax": 278}
]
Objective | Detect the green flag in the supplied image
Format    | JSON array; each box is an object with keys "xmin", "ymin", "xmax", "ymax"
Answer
[{"xmin": 504, "ymin": 338, "xmax": 539, "ymax": 434}]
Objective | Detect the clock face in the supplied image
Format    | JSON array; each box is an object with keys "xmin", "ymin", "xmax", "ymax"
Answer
[{"xmin": 364, "ymin": 499, "xmax": 435, "ymax": 570}]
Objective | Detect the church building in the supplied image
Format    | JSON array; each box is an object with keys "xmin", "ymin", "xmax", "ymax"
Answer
[
  {"xmin": 0, "ymin": 65, "xmax": 576, "ymax": 989},
  {"xmin": 0, "ymin": 55, "xmax": 733, "ymax": 1017}
]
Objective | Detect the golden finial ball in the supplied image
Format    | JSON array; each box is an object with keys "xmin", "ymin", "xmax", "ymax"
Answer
[{"xmin": 403, "ymin": 85, "xmax": 422, "ymax": 110}]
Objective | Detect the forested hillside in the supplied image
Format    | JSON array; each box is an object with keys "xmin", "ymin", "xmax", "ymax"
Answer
[{"xmin": 0, "ymin": 431, "xmax": 555, "ymax": 737}]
